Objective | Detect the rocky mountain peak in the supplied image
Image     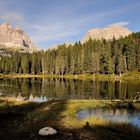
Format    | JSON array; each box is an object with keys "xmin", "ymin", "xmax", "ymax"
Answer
[
  {"xmin": 0, "ymin": 21, "xmax": 38, "ymax": 52},
  {"xmin": 82, "ymin": 25, "xmax": 132, "ymax": 43}
]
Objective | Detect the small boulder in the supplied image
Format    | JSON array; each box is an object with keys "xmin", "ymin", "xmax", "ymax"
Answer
[{"xmin": 39, "ymin": 127, "xmax": 57, "ymax": 136}]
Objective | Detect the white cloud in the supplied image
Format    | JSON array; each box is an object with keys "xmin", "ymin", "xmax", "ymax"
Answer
[
  {"xmin": 0, "ymin": 1, "xmax": 24, "ymax": 24},
  {"xmin": 28, "ymin": 11, "xmax": 114, "ymax": 41},
  {"xmin": 32, "ymin": 30, "xmax": 77, "ymax": 42},
  {"xmin": 109, "ymin": 22, "xmax": 129, "ymax": 27},
  {"xmin": 0, "ymin": 12, "xmax": 23, "ymax": 23},
  {"xmin": 0, "ymin": 0, "xmax": 139, "ymax": 49},
  {"xmin": 27, "ymin": 5, "xmax": 133, "ymax": 45}
]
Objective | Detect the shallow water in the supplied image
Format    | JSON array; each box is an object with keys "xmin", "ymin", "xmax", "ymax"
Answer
[
  {"xmin": 77, "ymin": 108, "xmax": 140, "ymax": 128},
  {"xmin": 0, "ymin": 78, "xmax": 140, "ymax": 102}
]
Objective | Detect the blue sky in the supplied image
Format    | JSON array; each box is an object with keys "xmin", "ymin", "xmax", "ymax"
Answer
[{"xmin": 0, "ymin": 0, "xmax": 140, "ymax": 50}]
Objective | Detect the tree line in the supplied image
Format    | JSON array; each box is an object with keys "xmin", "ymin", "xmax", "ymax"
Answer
[{"xmin": 0, "ymin": 32, "xmax": 140, "ymax": 75}]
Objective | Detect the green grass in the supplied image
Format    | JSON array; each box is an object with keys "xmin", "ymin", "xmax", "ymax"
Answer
[{"xmin": 0, "ymin": 98, "xmax": 140, "ymax": 140}]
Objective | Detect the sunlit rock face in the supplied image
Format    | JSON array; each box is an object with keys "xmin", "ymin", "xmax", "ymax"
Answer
[
  {"xmin": 0, "ymin": 22, "xmax": 38, "ymax": 52},
  {"xmin": 82, "ymin": 25, "xmax": 132, "ymax": 43}
]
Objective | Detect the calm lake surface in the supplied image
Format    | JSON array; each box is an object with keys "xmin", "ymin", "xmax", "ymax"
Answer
[
  {"xmin": 77, "ymin": 108, "xmax": 140, "ymax": 128},
  {"xmin": 0, "ymin": 78, "xmax": 140, "ymax": 102}
]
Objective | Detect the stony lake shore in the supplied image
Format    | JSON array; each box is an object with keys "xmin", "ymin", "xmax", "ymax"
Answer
[{"xmin": 0, "ymin": 97, "xmax": 140, "ymax": 140}]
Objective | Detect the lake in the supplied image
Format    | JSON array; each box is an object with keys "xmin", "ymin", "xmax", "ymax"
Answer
[
  {"xmin": 77, "ymin": 108, "xmax": 140, "ymax": 128},
  {"xmin": 0, "ymin": 78, "xmax": 140, "ymax": 102}
]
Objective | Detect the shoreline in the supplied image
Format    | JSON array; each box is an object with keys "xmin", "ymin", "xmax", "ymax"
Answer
[
  {"xmin": 0, "ymin": 72, "xmax": 140, "ymax": 81},
  {"xmin": 0, "ymin": 97, "xmax": 140, "ymax": 109}
]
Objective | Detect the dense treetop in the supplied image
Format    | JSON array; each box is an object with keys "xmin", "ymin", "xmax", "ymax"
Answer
[{"xmin": 0, "ymin": 32, "xmax": 140, "ymax": 75}]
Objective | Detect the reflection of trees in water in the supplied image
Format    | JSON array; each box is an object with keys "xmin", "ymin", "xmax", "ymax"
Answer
[
  {"xmin": 100, "ymin": 81, "xmax": 109, "ymax": 98},
  {"xmin": 0, "ymin": 78, "xmax": 140, "ymax": 100},
  {"xmin": 107, "ymin": 81, "xmax": 115, "ymax": 99},
  {"xmin": 92, "ymin": 80, "xmax": 100, "ymax": 99}
]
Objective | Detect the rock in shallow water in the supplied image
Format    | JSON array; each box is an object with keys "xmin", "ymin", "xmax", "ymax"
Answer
[{"xmin": 39, "ymin": 127, "xmax": 57, "ymax": 136}]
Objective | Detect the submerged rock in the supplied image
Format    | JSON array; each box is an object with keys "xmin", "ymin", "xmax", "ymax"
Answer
[{"xmin": 39, "ymin": 127, "xmax": 57, "ymax": 136}]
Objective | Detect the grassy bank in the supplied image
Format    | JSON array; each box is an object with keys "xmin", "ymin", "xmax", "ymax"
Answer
[
  {"xmin": 0, "ymin": 98, "xmax": 140, "ymax": 140},
  {"xmin": 0, "ymin": 72, "xmax": 140, "ymax": 81}
]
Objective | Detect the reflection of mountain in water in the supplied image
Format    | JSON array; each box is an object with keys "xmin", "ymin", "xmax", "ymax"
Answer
[{"xmin": 0, "ymin": 78, "xmax": 140, "ymax": 102}]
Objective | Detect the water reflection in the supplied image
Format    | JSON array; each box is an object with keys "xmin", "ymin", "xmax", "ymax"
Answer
[
  {"xmin": 0, "ymin": 78, "xmax": 140, "ymax": 102},
  {"xmin": 77, "ymin": 108, "xmax": 140, "ymax": 128}
]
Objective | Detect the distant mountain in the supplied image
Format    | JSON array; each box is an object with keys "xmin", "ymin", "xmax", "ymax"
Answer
[
  {"xmin": 82, "ymin": 25, "xmax": 132, "ymax": 43},
  {"xmin": 0, "ymin": 22, "xmax": 38, "ymax": 53},
  {"xmin": 49, "ymin": 42, "xmax": 74, "ymax": 50}
]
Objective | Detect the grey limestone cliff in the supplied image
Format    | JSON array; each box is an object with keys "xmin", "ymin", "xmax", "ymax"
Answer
[
  {"xmin": 0, "ymin": 22, "xmax": 38, "ymax": 52},
  {"xmin": 82, "ymin": 25, "xmax": 132, "ymax": 43}
]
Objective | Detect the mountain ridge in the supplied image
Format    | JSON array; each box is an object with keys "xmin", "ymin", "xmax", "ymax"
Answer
[
  {"xmin": 82, "ymin": 25, "xmax": 132, "ymax": 43},
  {"xmin": 0, "ymin": 22, "xmax": 38, "ymax": 53}
]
